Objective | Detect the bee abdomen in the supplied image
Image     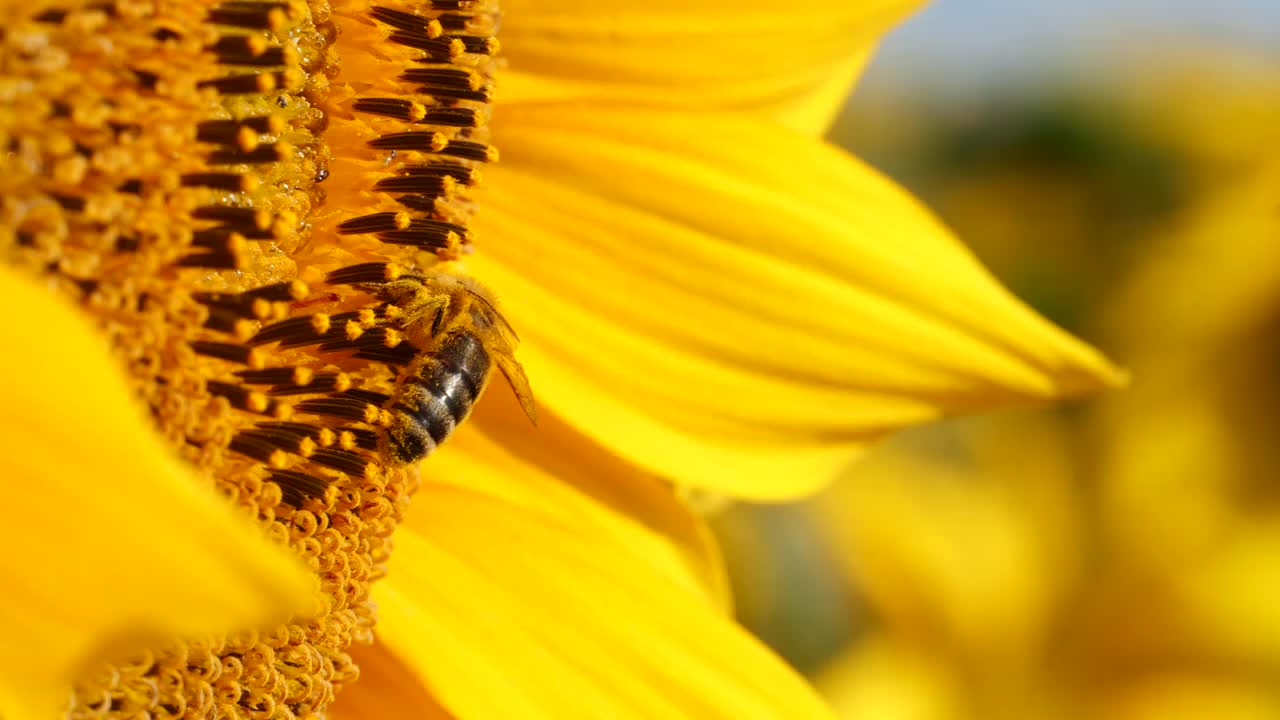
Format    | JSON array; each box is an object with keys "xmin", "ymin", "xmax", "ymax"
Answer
[{"xmin": 382, "ymin": 332, "xmax": 490, "ymax": 464}]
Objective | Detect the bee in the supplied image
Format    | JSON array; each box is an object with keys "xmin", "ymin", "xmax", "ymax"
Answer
[{"xmin": 368, "ymin": 269, "xmax": 536, "ymax": 465}]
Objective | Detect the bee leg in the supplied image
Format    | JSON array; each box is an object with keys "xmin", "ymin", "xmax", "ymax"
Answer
[
  {"xmin": 401, "ymin": 294, "xmax": 448, "ymax": 328},
  {"xmin": 430, "ymin": 306, "xmax": 445, "ymax": 336}
]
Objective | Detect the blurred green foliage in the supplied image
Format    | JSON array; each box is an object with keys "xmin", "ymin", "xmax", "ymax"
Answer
[{"xmin": 832, "ymin": 89, "xmax": 1192, "ymax": 335}]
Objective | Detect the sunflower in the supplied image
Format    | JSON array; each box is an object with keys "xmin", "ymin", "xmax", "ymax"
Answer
[
  {"xmin": 0, "ymin": 0, "xmax": 1119, "ymax": 718},
  {"xmin": 810, "ymin": 73, "xmax": 1280, "ymax": 720},
  {"xmin": 815, "ymin": 408, "xmax": 1280, "ymax": 720}
]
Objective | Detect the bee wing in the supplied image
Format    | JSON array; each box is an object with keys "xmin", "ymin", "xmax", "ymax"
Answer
[
  {"xmin": 495, "ymin": 351, "xmax": 538, "ymax": 425},
  {"xmin": 466, "ymin": 290, "xmax": 537, "ymax": 425}
]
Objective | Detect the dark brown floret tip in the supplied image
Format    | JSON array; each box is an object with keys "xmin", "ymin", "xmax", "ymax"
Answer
[
  {"xmin": 181, "ymin": 172, "xmax": 258, "ymax": 192},
  {"xmin": 266, "ymin": 469, "xmax": 331, "ymax": 506},
  {"xmin": 208, "ymin": 143, "xmax": 287, "ymax": 165},
  {"xmin": 368, "ymin": 131, "xmax": 448, "ymax": 151},
  {"xmin": 337, "ymin": 212, "xmax": 410, "ymax": 234},
  {"xmin": 326, "ymin": 262, "xmax": 405, "ymax": 285},
  {"xmin": 192, "ymin": 340, "xmax": 259, "ymax": 366},
  {"xmin": 370, "ymin": 6, "xmax": 444, "ymax": 34},
  {"xmin": 196, "ymin": 116, "xmax": 285, "ymax": 144},
  {"xmin": 208, "ymin": 4, "xmax": 290, "ymax": 31}
]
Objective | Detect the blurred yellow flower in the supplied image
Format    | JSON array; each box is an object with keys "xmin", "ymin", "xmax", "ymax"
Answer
[
  {"xmin": 810, "ymin": 156, "xmax": 1280, "ymax": 720},
  {"xmin": 1, "ymin": 0, "xmax": 1121, "ymax": 718},
  {"xmin": 814, "ymin": 410, "xmax": 1280, "ymax": 720}
]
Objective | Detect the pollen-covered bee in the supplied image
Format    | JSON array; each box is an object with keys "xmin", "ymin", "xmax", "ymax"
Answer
[{"xmin": 361, "ymin": 268, "xmax": 536, "ymax": 465}]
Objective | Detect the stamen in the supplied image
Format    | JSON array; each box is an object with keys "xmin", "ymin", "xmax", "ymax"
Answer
[
  {"xmin": 208, "ymin": 142, "xmax": 288, "ymax": 165},
  {"xmin": 417, "ymin": 107, "xmax": 482, "ymax": 127},
  {"xmin": 352, "ymin": 98, "xmax": 429, "ymax": 122},
  {"xmin": 399, "ymin": 66, "xmax": 483, "ymax": 90},
  {"xmin": 267, "ymin": 372, "xmax": 348, "ymax": 396},
  {"xmin": 307, "ymin": 448, "xmax": 370, "ymax": 477},
  {"xmin": 368, "ymin": 131, "xmax": 449, "ymax": 151},
  {"xmin": 369, "ymin": 6, "xmax": 445, "ymax": 35},
  {"xmin": 375, "ymin": 175, "xmax": 455, "ymax": 194},
  {"xmin": 236, "ymin": 367, "xmax": 310, "ymax": 385},
  {"xmin": 206, "ymin": 381, "xmax": 274, "ymax": 415},
  {"xmin": 337, "ymin": 426, "xmax": 380, "ymax": 451},
  {"xmin": 229, "ymin": 431, "xmax": 290, "ymax": 465},
  {"xmin": 326, "ymin": 262, "xmax": 404, "ymax": 285},
  {"xmin": 197, "ymin": 72, "xmax": 282, "ymax": 95},
  {"xmin": 388, "ymin": 32, "xmax": 463, "ymax": 60},
  {"xmin": 251, "ymin": 315, "xmax": 327, "ymax": 346},
  {"xmin": 181, "ymin": 172, "xmax": 259, "ymax": 192},
  {"xmin": 440, "ymin": 139, "xmax": 498, "ymax": 162},
  {"xmin": 295, "ymin": 396, "xmax": 381, "ymax": 423},
  {"xmin": 266, "ymin": 469, "xmax": 332, "ymax": 506},
  {"xmin": 192, "ymin": 340, "xmax": 263, "ymax": 367},
  {"xmin": 176, "ymin": 251, "xmax": 244, "ymax": 270},
  {"xmin": 208, "ymin": 4, "xmax": 290, "ymax": 31},
  {"xmin": 353, "ymin": 342, "xmax": 420, "ymax": 366},
  {"xmin": 196, "ymin": 116, "xmax": 286, "ymax": 144},
  {"xmin": 455, "ymin": 35, "xmax": 499, "ymax": 55},
  {"xmin": 337, "ymin": 212, "xmax": 412, "ymax": 234}
]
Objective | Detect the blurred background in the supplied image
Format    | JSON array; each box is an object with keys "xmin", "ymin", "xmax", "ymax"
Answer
[{"xmin": 714, "ymin": 2, "xmax": 1280, "ymax": 718}]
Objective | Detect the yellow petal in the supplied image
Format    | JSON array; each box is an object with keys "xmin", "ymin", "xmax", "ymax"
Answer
[
  {"xmin": 330, "ymin": 641, "xmax": 454, "ymax": 720},
  {"xmin": 0, "ymin": 268, "xmax": 313, "ymax": 720},
  {"xmin": 469, "ymin": 104, "xmax": 1123, "ymax": 499},
  {"xmin": 376, "ymin": 488, "xmax": 834, "ymax": 720},
  {"xmin": 498, "ymin": 0, "xmax": 921, "ymax": 134},
  {"xmin": 415, "ymin": 384, "xmax": 729, "ymax": 607}
]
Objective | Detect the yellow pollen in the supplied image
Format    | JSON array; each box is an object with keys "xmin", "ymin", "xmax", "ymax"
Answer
[
  {"xmin": 236, "ymin": 126, "xmax": 260, "ymax": 152},
  {"xmin": 246, "ymin": 391, "xmax": 269, "ymax": 414},
  {"xmin": 235, "ymin": 320, "xmax": 258, "ymax": 343},
  {"xmin": 252, "ymin": 298, "xmax": 274, "ymax": 320},
  {"xmin": 310, "ymin": 313, "xmax": 332, "ymax": 335},
  {"xmin": 265, "ymin": 8, "xmax": 288, "ymax": 31},
  {"xmin": 333, "ymin": 373, "xmax": 353, "ymax": 393}
]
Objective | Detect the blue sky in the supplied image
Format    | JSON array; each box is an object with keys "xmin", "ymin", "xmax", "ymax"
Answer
[{"xmin": 859, "ymin": 0, "xmax": 1280, "ymax": 92}]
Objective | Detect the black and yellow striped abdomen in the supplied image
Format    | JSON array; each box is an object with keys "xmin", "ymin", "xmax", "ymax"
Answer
[{"xmin": 382, "ymin": 330, "xmax": 491, "ymax": 464}]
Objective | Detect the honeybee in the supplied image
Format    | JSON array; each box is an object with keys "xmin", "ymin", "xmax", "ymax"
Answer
[{"xmin": 365, "ymin": 269, "xmax": 536, "ymax": 465}]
